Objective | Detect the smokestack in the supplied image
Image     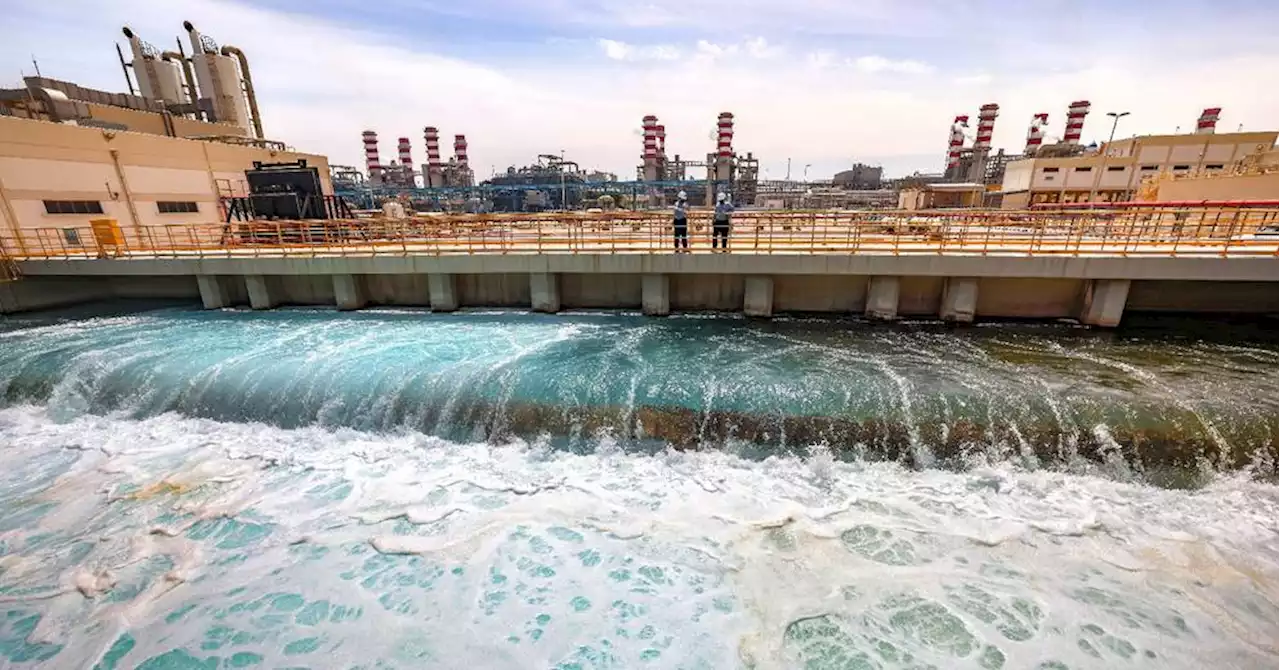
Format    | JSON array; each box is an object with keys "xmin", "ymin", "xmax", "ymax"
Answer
[
  {"xmin": 424, "ymin": 126, "xmax": 442, "ymax": 187},
  {"xmin": 642, "ymin": 115, "xmax": 658, "ymax": 160},
  {"xmin": 397, "ymin": 137, "xmax": 413, "ymax": 167},
  {"xmin": 973, "ymin": 103, "xmax": 999, "ymax": 151},
  {"xmin": 1195, "ymin": 107, "xmax": 1221, "ymax": 135},
  {"xmin": 656, "ymin": 124, "xmax": 666, "ymax": 157},
  {"xmin": 717, "ymin": 112, "xmax": 734, "ymax": 159},
  {"xmin": 946, "ymin": 115, "xmax": 969, "ymax": 168},
  {"xmin": 453, "ymin": 134, "xmax": 468, "ymax": 168},
  {"xmin": 1024, "ymin": 113, "xmax": 1049, "ymax": 155},
  {"xmin": 362, "ymin": 130, "xmax": 381, "ymax": 179},
  {"xmin": 1063, "ymin": 100, "xmax": 1090, "ymax": 145}
]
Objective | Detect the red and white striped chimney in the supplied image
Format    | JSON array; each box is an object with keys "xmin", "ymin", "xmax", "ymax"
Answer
[
  {"xmin": 656, "ymin": 124, "xmax": 666, "ymax": 156},
  {"xmin": 1063, "ymin": 100, "xmax": 1090, "ymax": 145},
  {"xmin": 397, "ymin": 137, "xmax": 413, "ymax": 167},
  {"xmin": 424, "ymin": 127, "xmax": 442, "ymax": 169},
  {"xmin": 1024, "ymin": 113, "xmax": 1049, "ymax": 155},
  {"xmin": 642, "ymin": 115, "xmax": 658, "ymax": 160},
  {"xmin": 1195, "ymin": 107, "xmax": 1221, "ymax": 134},
  {"xmin": 362, "ymin": 130, "xmax": 381, "ymax": 178},
  {"xmin": 453, "ymin": 134, "xmax": 468, "ymax": 168},
  {"xmin": 716, "ymin": 112, "xmax": 734, "ymax": 158},
  {"xmin": 946, "ymin": 115, "xmax": 969, "ymax": 168},
  {"xmin": 973, "ymin": 103, "xmax": 999, "ymax": 151}
]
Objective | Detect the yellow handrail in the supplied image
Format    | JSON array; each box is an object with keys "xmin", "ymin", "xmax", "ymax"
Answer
[{"xmin": 2, "ymin": 207, "xmax": 1276, "ymax": 261}]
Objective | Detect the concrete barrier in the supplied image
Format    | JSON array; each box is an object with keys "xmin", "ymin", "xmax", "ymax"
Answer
[{"xmin": 7, "ymin": 253, "xmax": 1277, "ymax": 324}]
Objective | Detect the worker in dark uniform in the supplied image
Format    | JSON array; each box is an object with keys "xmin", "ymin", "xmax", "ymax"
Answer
[
  {"xmin": 712, "ymin": 192, "xmax": 734, "ymax": 251},
  {"xmin": 673, "ymin": 190, "xmax": 689, "ymax": 252}
]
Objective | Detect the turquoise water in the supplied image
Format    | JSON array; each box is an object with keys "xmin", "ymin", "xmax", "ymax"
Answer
[{"xmin": 0, "ymin": 305, "xmax": 1275, "ymax": 668}]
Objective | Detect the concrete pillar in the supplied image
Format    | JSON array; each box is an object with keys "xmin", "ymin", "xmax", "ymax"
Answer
[
  {"xmin": 641, "ymin": 274, "xmax": 670, "ymax": 316},
  {"xmin": 940, "ymin": 277, "xmax": 979, "ymax": 323},
  {"xmin": 1079, "ymin": 279, "xmax": 1130, "ymax": 327},
  {"xmin": 196, "ymin": 275, "xmax": 230, "ymax": 309},
  {"xmin": 743, "ymin": 276, "xmax": 774, "ymax": 318},
  {"xmin": 530, "ymin": 272, "xmax": 560, "ymax": 313},
  {"xmin": 332, "ymin": 274, "xmax": 367, "ymax": 311},
  {"xmin": 428, "ymin": 273, "xmax": 458, "ymax": 312},
  {"xmin": 244, "ymin": 274, "xmax": 277, "ymax": 310},
  {"xmin": 865, "ymin": 276, "xmax": 900, "ymax": 321}
]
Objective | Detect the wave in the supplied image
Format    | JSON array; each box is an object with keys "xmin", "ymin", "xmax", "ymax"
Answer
[{"xmin": 0, "ymin": 307, "xmax": 1276, "ymax": 488}]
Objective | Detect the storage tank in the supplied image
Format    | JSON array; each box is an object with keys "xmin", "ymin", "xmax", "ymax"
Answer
[
  {"xmin": 182, "ymin": 21, "xmax": 255, "ymax": 136},
  {"xmin": 121, "ymin": 27, "xmax": 187, "ymax": 105}
]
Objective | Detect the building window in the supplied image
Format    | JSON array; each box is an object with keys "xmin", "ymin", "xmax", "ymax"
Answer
[
  {"xmin": 1204, "ymin": 163, "xmax": 1224, "ymax": 170},
  {"xmin": 62, "ymin": 229, "xmax": 81, "ymax": 245},
  {"xmin": 1139, "ymin": 165, "xmax": 1157, "ymax": 171},
  {"xmin": 1074, "ymin": 166, "xmax": 1093, "ymax": 172},
  {"xmin": 157, "ymin": 201, "xmax": 199, "ymax": 214},
  {"xmin": 1107, "ymin": 166, "xmax": 1126, "ymax": 172},
  {"xmin": 1041, "ymin": 167, "xmax": 1060, "ymax": 173},
  {"xmin": 43, "ymin": 200, "xmax": 104, "ymax": 215},
  {"xmin": 1172, "ymin": 164, "xmax": 1191, "ymax": 170}
]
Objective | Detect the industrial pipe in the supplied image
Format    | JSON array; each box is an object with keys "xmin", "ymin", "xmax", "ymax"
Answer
[
  {"xmin": 159, "ymin": 51, "xmax": 199, "ymax": 105},
  {"xmin": 219, "ymin": 45, "xmax": 264, "ymax": 138}
]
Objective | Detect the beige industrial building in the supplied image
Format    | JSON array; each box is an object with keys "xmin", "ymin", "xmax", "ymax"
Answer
[
  {"xmin": 0, "ymin": 116, "xmax": 332, "ymax": 253},
  {"xmin": 0, "ymin": 22, "xmax": 332, "ymax": 255},
  {"xmin": 999, "ymin": 130, "xmax": 1277, "ymax": 208},
  {"xmin": 1140, "ymin": 147, "xmax": 1278, "ymax": 202}
]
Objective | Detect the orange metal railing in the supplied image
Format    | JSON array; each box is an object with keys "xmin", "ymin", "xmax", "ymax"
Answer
[{"xmin": 2, "ymin": 207, "xmax": 1277, "ymax": 261}]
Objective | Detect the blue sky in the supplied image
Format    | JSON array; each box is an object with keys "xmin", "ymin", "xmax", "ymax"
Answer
[{"xmin": 3, "ymin": 0, "xmax": 1277, "ymax": 178}]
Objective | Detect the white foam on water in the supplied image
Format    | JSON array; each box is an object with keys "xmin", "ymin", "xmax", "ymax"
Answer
[{"xmin": 0, "ymin": 405, "xmax": 1274, "ymax": 669}]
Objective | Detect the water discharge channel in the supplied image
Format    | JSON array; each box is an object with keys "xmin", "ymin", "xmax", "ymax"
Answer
[{"xmin": 0, "ymin": 304, "xmax": 1275, "ymax": 668}]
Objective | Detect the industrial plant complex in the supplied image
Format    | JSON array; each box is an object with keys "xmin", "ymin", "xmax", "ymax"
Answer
[{"xmin": 0, "ymin": 22, "xmax": 1276, "ymax": 325}]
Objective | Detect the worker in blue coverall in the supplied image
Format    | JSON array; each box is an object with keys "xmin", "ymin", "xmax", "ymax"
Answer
[
  {"xmin": 672, "ymin": 190, "xmax": 689, "ymax": 252},
  {"xmin": 712, "ymin": 192, "xmax": 734, "ymax": 251}
]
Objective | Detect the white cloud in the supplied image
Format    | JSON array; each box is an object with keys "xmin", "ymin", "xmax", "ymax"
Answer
[
  {"xmin": 598, "ymin": 39, "xmax": 632, "ymax": 60},
  {"xmin": 597, "ymin": 38, "xmax": 680, "ymax": 61},
  {"xmin": 744, "ymin": 36, "xmax": 781, "ymax": 59},
  {"xmin": 852, "ymin": 55, "xmax": 934, "ymax": 75}
]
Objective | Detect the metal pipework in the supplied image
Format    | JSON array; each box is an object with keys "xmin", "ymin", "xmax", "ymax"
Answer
[{"xmin": 218, "ymin": 45, "xmax": 264, "ymax": 138}]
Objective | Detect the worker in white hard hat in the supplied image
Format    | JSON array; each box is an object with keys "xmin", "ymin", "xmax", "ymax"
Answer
[
  {"xmin": 672, "ymin": 190, "xmax": 690, "ymax": 252},
  {"xmin": 712, "ymin": 191, "xmax": 735, "ymax": 252}
]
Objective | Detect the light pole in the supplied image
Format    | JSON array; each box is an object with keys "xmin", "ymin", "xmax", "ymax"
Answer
[
  {"xmin": 558, "ymin": 149, "xmax": 568, "ymax": 211},
  {"xmin": 1089, "ymin": 111, "xmax": 1129, "ymax": 205}
]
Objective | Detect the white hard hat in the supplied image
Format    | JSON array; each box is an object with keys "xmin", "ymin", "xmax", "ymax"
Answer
[
  {"xmin": 717, "ymin": 192, "xmax": 727, "ymax": 202},
  {"xmin": 677, "ymin": 190, "xmax": 687, "ymax": 200}
]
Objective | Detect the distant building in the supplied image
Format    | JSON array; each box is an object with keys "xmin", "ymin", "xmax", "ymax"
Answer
[
  {"xmin": 898, "ymin": 183, "xmax": 985, "ymax": 210},
  {"xmin": 998, "ymin": 130, "xmax": 1277, "ymax": 208},
  {"xmin": 832, "ymin": 163, "xmax": 883, "ymax": 190}
]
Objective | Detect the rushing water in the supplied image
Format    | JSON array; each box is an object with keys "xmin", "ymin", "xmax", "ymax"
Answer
[{"xmin": 0, "ymin": 304, "xmax": 1275, "ymax": 669}]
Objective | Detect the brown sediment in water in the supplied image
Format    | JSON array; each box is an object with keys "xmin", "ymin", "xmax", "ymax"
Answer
[{"xmin": 456, "ymin": 398, "xmax": 1277, "ymax": 480}]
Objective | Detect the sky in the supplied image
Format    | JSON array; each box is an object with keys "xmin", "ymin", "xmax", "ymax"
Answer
[{"xmin": 2, "ymin": 0, "xmax": 1277, "ymax": 179}]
